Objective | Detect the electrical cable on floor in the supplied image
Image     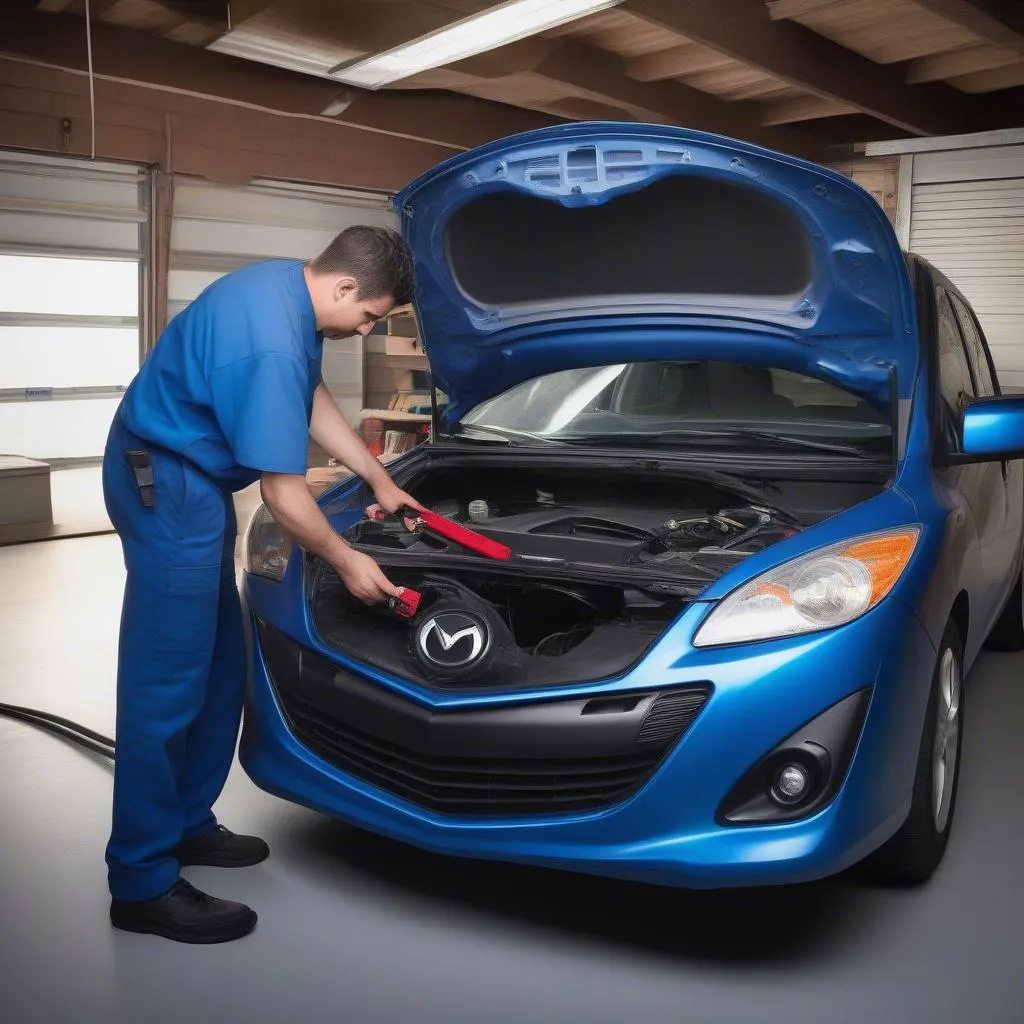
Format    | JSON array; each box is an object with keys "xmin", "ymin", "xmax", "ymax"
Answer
[{"xmin": 0, "ymin": 703, "xmax": 114, "ymax": 760}]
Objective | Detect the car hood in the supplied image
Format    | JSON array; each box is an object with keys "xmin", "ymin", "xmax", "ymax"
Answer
[{"xmin": 394, "ymin": 122, "xmax": 917, "ymax": 419}]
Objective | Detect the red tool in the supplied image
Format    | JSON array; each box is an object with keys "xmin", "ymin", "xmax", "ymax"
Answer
[
  {"xmin": 368, "ymin": 506, "xmax": 513, "ymax": 561},
  {"xmin": 388, "ymin": 586, "xmax": 422, "ymax": 619}
]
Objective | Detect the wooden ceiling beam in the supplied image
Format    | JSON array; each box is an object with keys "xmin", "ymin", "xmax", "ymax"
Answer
[
  {"xmin": 761, "ymin": 94, "xmax": 858, "ymax": 125},
  {"xmin": 626, "ymin": 44, "xmax": 733, "ymax": 83},
  {"xmin": 625, "ymin": 0, "xmax": 980, "ymax": 136},
  {"xmin": 155, "ymin": 2, "xmax": 231, "ymax": 29},
  {"xmin": 0, "ymin": 9, "xmax": 558, "ymax": 151},
  {"xmin": 522, "ymin": 39, "xmax": 829, "ymax": 159},
  {"xmin": 400, "ymin": 32, "xmax": 831, "ymax": 157},
  {"xmin": 947, "ymin": 61, "xmax": 1024, "ymax": 92},
  {"xmin": 907, "ymin": 1, "xmax": 1024, "ymax": 56},
  {"xmin": 37, "ymin": 0, "xmax": 121, "ymax": 14},
  {"xmin": 766, "ymin": 0, "xmax": 847, "ymax": 18},
  {"xmin": 207, "ymin": 0, "xmax": 277, "ymax": 26},
  {"xmin": 906, "ymin": 42, "xmax": 1021, "ymax": 82}
]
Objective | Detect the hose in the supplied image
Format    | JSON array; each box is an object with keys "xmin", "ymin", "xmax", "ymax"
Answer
[{"xmin": 0, "ymin": 703, "xmax": 115, "ymax": 760}]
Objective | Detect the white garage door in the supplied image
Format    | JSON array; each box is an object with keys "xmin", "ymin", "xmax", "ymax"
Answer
[
  {"xmin": 169, "ymin": 177, "xmax": 396, "ymax": 425},
  {"xmin": 0, "ymin": 150, "xmax": 145, "ymax": 463},
  {"xmin": 908, "ymin": 144, "xmax": 1024, "ymax": 391}
]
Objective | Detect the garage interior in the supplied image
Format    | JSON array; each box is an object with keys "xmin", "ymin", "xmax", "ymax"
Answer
[{"xmin": 1, "ymin": 0, "xmax": 1023, "ymax": 1020}]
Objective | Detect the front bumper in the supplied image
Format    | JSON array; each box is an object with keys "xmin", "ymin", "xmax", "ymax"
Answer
[{"xmin": 240, "ymin": 580, "xmax": 936, "ymax": 889}]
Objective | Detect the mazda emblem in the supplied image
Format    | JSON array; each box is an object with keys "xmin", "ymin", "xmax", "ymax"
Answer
[{"xmin": 416, "ymin": 613, "xmax": 487, "ymax": 669}]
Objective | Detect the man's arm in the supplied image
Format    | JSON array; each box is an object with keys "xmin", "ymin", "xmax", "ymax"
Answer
[
  {"xmin": 309, "ymin": 381, "xmax": 422, "ymax": 515},
  {"xmin": 259, "ymin": 472, "xmax": 401, "ymax": 605}
]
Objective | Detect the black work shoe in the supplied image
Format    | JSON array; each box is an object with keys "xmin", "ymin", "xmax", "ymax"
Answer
[
  {"xmin": 173, "ymin": 825, "xmax": 270, "ymax": 868},
  {"xmin": 110, "ymin": 879, "xmax": 257, "ymax": 944}
]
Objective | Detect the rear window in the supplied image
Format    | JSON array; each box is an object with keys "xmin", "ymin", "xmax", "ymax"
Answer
[{"xmin": 445, "ymin": 173, "xmax": 814, "ymax": 308}]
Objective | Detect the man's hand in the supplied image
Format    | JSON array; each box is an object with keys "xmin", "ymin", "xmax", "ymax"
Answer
[
  {"xmin": 366, "ymin": 480, "xmax": 424, "ymax": 531},
  {"xmin": 261, "ymin": 472, "xmax": 400, "ymax": 607},
  {"xmin": 334, "ymin": 549, "xmax": 403, "ymax": 605},
  {"xmin": 372, "ymin": 480, "xmax": 424, "ymax": 517}
]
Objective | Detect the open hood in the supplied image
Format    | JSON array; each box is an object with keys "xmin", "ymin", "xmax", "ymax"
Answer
[{"xmin": 394, "ymin": 123, "xmax": 918, "ymax": 419}]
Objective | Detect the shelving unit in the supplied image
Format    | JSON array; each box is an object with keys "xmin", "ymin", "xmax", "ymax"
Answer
[{"xmin": 359, "ymin": 304, "xmax": 432, "ymax": 458}]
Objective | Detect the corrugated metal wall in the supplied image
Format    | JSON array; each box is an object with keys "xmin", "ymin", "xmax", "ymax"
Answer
[{"xmin": 908, "ymin": 145, "xmax": 1024, "ymax": 390}]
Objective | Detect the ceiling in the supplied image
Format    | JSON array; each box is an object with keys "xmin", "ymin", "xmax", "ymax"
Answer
[{"xmin": 19, "ymin": 0, "xmax": 1024, "ymax": 159}]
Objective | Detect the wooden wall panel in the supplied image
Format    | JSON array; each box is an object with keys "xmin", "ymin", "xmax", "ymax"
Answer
[
  {"xmin": 829, "ymin": 154, "xmax": 899, "ymax": 223},
  {"xmin": 0, "ymin": 58, "xmax": 457, "ymax": 191}
]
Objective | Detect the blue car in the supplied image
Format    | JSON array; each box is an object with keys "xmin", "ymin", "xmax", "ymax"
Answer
[{"xmin": 240, "ymin": 123, "xmax": 1024, "ymax": 889}]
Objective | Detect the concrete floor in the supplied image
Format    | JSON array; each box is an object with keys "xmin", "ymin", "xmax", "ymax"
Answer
[{"xmin": 2, "ymin": 534, "xmax": 1023, "ymax": 1024}]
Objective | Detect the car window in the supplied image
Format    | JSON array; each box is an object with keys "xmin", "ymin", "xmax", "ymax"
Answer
[
  {"xmin": 949, "ymin": 292, "xmax": 997, "ymax": 398},
  {"xmin": 937, "ymin": 292, "xmax": 975, "ymax": 416}
]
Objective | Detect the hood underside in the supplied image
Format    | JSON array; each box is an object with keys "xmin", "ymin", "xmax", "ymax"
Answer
[{"xmin": 394, "ymin": 123, "xmax": 917, "ymax": 417}]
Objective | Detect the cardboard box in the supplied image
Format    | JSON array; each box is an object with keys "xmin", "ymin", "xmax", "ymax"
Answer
[
  {"xmin": 0, "ymin": 456, "xmax": 52, "ymax": 527},
  {"xmin": 383, "ymin": 335, "xmax": 428, "ymax": 370}
]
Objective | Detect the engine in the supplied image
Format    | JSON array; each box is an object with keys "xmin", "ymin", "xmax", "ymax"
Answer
[
  {"xmin": 311, "ymin": 467, "xmax": 802, "ymax": 690},
  {"xmin": 347, "ymin": 485, "xmax": 797, "ymax": 571}
]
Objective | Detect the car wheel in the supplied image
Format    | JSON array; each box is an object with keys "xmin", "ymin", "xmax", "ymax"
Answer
[
  {"xmin": 984, "ymin": 568, "xmax": 1024, "ymax": 652},
  {"xmin": 869, "ymin": 620, "xmax": 964, "ymax": 885}
]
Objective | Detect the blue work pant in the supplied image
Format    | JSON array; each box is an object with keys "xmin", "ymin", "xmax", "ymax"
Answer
[{"xmin": 102, "ymin": 416, "xmax": 245, "ymax": 901}]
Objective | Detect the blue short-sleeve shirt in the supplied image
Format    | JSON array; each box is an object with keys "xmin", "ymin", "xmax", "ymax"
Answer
[{"xmin": 118, "ymin": 259, "xmax": 323, "ymax": 491}]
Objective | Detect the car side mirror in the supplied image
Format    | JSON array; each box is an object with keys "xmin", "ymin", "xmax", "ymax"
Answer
[{"xmin": 961, "ymin": 396, "xmax": 1024, "ymax": 461}]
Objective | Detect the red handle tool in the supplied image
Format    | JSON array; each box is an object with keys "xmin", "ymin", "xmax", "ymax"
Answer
[
  {"xmin": 369, "ymin": 506, "xmax": 513, "ymax": 561},
  {"xmin": 388, "ymin": 587, "xmax": 422, "ymax": 619}
]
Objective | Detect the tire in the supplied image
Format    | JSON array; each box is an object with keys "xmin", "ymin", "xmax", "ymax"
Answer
[
  {"xmin": 985, "ymin": 568, "xmax": 1024, "ymax": 652},
  {"xmin": 869, "ymin": 620, "xmax": 965, "ymax": 885}
]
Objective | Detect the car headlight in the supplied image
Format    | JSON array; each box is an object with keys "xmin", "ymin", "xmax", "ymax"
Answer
[
  {"xmin": 693, "ymin": 526, "xmax": 920, "ymax": 648},
  {"xmin": 244, "ymin": 503, "xmax": 293, "ymax": 582}
]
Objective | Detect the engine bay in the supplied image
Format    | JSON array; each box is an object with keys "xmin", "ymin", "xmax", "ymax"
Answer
[
  {"xmin": 344, "ymin": 464, "xmax": 801, "ymax": 590},
  {"xmin": 309, "ymin": 461, "xmax": 840, "ymax": 690}
]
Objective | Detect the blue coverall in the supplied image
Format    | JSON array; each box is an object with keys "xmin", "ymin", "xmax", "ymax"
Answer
[{"xmin": 102, "ymin": 259, "xmax": 323, "ymax": 901}]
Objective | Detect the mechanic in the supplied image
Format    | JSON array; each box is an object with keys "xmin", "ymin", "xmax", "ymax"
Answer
[{"xmin": 101, "ymin": 226, "xmax": 422, "ymax": 944}]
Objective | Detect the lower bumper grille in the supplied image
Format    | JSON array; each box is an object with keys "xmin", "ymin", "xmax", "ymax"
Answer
[{"xmin": 257, "ymin": 619, "xmax": 709, "ymax": 818}]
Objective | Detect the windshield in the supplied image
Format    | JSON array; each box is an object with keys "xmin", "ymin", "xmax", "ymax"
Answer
[{"xmin": 458, "ymin": 361, "xmax": 891, "ymax": 455}]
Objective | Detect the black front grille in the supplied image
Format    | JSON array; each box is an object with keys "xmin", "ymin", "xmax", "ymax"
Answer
[
  {"xmin": 638, "ymin": 689, "xmax": 709, "ymax": 744},
  {"xmin": 258, "ymin": 620, "xmax": 710, "ymax": 819},
  {"xmin": 281, "ymin": 691, "xmax": 673, "ymax": 816}
]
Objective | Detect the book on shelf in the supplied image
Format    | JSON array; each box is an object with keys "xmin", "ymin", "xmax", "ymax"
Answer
[
  {"xmin": 388, "ymin": 391, "xmax": 432, "ymax": 415},
  {"xmin": 383, "ymin": 429, "xmax": 422, "ymax": 455}
]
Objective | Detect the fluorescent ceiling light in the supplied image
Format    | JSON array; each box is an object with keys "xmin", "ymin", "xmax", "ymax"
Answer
[{"xmin": 329, "ymin": 0, "xmax": 622, "ymax": 89}]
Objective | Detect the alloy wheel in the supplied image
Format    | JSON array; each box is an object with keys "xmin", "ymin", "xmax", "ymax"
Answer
[{"xmin": 932, "ymin": 646, "xmax": 962, "ymax": 833}]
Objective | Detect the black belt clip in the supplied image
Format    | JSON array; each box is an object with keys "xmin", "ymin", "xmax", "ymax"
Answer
[{"xmin": 125, "ymin": 449, "xmax": 156, "ymax": 508}]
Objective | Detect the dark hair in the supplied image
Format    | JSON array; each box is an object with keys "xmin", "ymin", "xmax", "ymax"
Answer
[{"xmin": 309, "ymin": 225, "xmax": 414, "ymax": 304}]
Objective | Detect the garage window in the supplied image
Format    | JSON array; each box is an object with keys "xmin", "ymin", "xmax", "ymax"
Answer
[
  {"xmin": 0, "ymin": 253, "xmax": 140, "ymax": 461},
  {"xmin": 0, "ymin": 151, "xmax": 145, "ymax": 466}
]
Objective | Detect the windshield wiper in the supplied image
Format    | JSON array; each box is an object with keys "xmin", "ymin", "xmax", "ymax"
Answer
[
  {"xmin": 451, "ymin": 424, "xmax": 561, "ymax": 446},
  {"xmin": 558, "ymin": 428, "xmax": 879, "ymax": 459}
]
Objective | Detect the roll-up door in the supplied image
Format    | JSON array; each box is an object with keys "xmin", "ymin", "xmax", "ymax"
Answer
[
  {"xmin": 0, "ymin": 149, "xmax": 146, "ymax": 464},
  {"xmin": 909, "ymin": 145, "xmax": 1024, "ymax": 391}
]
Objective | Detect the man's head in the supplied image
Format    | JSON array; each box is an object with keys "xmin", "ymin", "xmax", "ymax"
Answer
[{"xmin": 305, "ymin": 225, "xmax": 414, "ymax": 337}]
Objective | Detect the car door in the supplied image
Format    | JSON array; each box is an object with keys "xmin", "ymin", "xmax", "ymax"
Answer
[
  {"xmin": 949, "ymin": 289, "xmax": 1024, "ymax": 601},
  {"xmin": 935, "ymin": 285, "xmax": 1005, "ymax": 629}
]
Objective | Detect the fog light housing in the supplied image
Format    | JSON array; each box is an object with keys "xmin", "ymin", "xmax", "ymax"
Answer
[
  {"xmin": 772, "ymin": 763, "xmax": 810, "ymax": 805},
  {"xmin": 717, "ymin": 688, "xmax": 871, "ymax": 826}
]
